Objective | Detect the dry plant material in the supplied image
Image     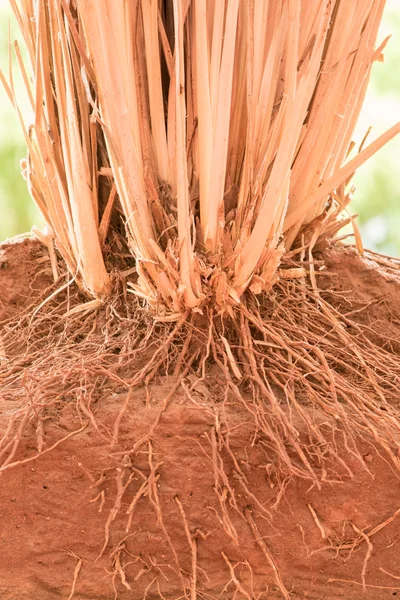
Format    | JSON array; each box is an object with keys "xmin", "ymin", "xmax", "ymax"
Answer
[
  {"xmin": 3, "ymin": 264, "xmax": 400, "ymax": 492},
  {"xmin": 1, "ymin": 248, "xmax": 400, "ymax": 596},
  {"xmin": 3, "ymin": 0, "xmax": 399, "ymax": 311},
  {"xmin": 65, "ymin": 550, "xmax": 83, "ymax": 600},
  {"xmin": 2, "ymin": 2, "xmax": 400, "ymax": 596}
]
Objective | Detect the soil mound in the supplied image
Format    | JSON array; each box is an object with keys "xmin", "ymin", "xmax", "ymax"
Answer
[{"xmin": 1, "ymin": 238, "xmax": 400, "ymax": 599}]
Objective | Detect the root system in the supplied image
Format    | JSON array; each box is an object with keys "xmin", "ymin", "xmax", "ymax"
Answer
[{"xmin": 1, "ymin": 242, "xmax": 400, "ymax": 598}]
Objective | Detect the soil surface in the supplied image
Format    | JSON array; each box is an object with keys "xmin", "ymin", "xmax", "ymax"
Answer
[
  {"xmin": 1, "ymin": 238, "xmax": 400, "ymax": 600},
  {"xmin": 0, "ymin": 235, "xmax": 54, "ymax": 322}
]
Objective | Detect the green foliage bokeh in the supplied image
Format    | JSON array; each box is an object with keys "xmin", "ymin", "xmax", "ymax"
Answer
[
  {"xmin": 0, "ymin": 2, "xmax": 44, "ymax": 241},
  {"xmin": 0, "ymin": 2, "xmax": 399, "ymax": 256},
  {"xmin": 350, "ymin": 3, "xmax": 400, "ymax": 257}
]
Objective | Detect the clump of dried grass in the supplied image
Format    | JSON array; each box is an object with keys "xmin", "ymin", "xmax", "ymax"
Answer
[
  {"xmin": 2, "ymin": 0, "xmax": 399, "ymax": 310},
  {"xmin": 0, "ymin": 0, "xmax": 399, "ymax": 519},
  {"xmin": 1, "ymin": 3, "xmax": 400, "ymax": 594}
]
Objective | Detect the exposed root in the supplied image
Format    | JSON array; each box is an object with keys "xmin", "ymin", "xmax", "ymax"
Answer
[
  {"xmin": 0, "ymin": 422, "xmax": 88, "ymax": 474},
  {"xmin": 2, "ymin": 264, "xmax": 400, "ymax": 488},
  {"xmin": 327, "ymin": 578, "xmax": 400, "ymax": 591},
  {"xmin": 111, "ymin": 387, "xmax": 134, "ymax": 448},
  {"xmin": 311, "ymin": 504, "xmax": 400, "ymax": 558},
  {"xmin": 307, "ymin": 503, "xmax": 326, "ymax": 540},
  {"xmin": 221, "ymin": 552, "xmax": 253, "ymax": 600},
  {"xmin": 109, "ymin": 540, "xmax": 132, "ymax": 598},
  {"xmin": 208, "ymin": 426, "xmax": 240, "ymax": 545},
  {"xmin": 244, "ymin": 506, "xmax": 290, "ymax": 600},
  {"xmin": 98, "ymin": 467, "xmax": 137, "ymax": 559},
  {"xmin": 350, "ymin": 522, "xmax": 373, "ymax": 592},
  {"xmin": 1, "ymin": 251, "xmax": 400, "ymax": 597},
  {"xmin": 380, "ymin": 567, "xmax": 400, "ymax": 581},
  {"xmin": 175, "ymin": 496, "xmax": 197, "ymax": 600},
  {"xmin": 126, "ymin": 472, "xmax": 160, "ymax": 534},
  {"xmin": 65, "ymin": 550, "xmax": 83, "ymax": 600},
  {"xmin": 90, "ymin": 489, "xmax": 106, "ymax": 513}
]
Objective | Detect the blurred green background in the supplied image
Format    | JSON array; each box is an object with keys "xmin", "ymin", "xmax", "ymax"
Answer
[
  {"xmin": 0, "ymin": 0, "xmax": 45, "ymax": 239},
  {"xmin": 0, "ymin": 1, "xmax": 399, "ymax": 256}
]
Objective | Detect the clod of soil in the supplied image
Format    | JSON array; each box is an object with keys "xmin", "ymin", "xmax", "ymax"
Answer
[
  {"xmin": 1, "ymin": 238, "xmax": 400, "ymax": 600},
  {"xmin": 0, "ymin": 235, "xmax": 54, "ymax": 322}
]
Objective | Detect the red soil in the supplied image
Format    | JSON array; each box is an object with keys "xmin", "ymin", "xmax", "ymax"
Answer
[{"xmin": 1, "ymin": 238, "xmax": 400, "ymax": 599}]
